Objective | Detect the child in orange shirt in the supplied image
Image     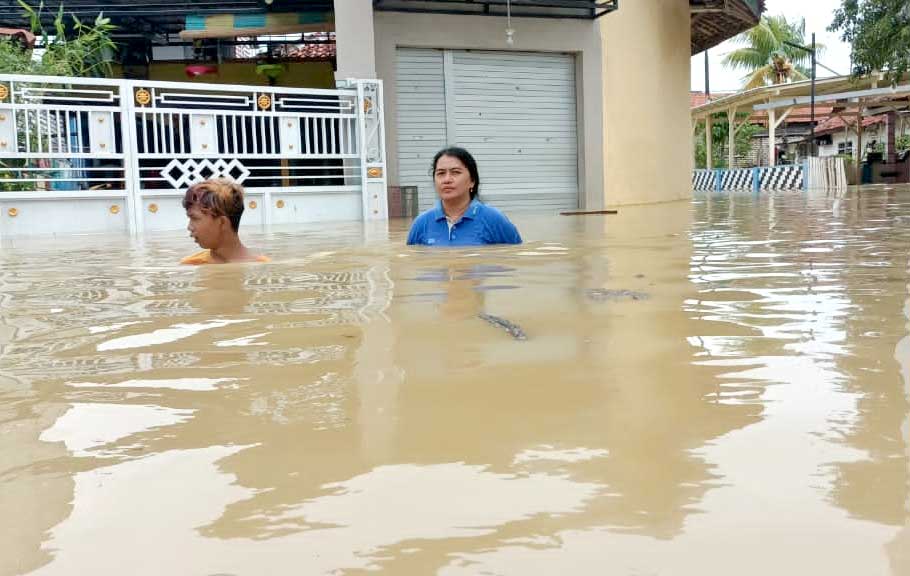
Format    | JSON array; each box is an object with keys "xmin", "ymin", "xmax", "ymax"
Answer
[{"xmin": 180, "ymin": 178, "xmax": 269, "ymax": 265}]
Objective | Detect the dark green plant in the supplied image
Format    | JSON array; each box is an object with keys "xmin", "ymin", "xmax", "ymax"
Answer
[
  {"xmin": 830, "ymin": 0, "xmax": 910, "ymax": 85},
  {"xmin": 0, "ymin": 2, "xmax": 117, "ymax": 191},
  {"xmin": 0, "ymin": 1, "xmax": 117, "ymax": 77}
]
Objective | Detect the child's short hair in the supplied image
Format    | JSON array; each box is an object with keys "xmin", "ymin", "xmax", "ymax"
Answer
[{"xmin": 182, "ymin": 178, "xmax": 245, "ymax": 231}]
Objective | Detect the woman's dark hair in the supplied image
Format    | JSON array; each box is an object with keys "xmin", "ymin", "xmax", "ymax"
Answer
[{"xmin": 432, "ymin": 146, "xmax": 479, "ymax": 199}]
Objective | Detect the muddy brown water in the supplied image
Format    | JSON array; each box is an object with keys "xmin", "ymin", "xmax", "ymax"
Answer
[{"xmin": 1, "ymin": 187, "xmax": 908, "ymax": 575}]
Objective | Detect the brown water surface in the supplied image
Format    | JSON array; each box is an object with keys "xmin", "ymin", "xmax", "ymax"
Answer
[{"xmin": 1, "ymin": 187, "xmax": 909, "ymax": 575}]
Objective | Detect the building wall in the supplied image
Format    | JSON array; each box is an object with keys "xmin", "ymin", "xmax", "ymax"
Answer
[
  {"xmin": 817, "ymin": 126, "xmax": 886, "ymax": 159},
  {"xmin": 600, "ymin": 1, "xmax": 693, "ymax": 206},
  {"xmin": 372, "ymin": 11, "xmax": 605, "ymax": 209}
]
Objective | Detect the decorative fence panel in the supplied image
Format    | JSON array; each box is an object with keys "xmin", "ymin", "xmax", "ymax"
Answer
[
  {"xmin": 720, "ymin": 168, "xmax": 753, "ymax": 191},
  {"xmin": 692, "ymin": 169, "xmax": 714, "ymax": 191},
  {"xmin": 0, "ymin": 74, "xmax": 386, "ymax": 237},
  {"xmin": 693, "ymin": 164, "xmax": 807, "ymax": 193},
  {"xmin": 759, "ymin": 164, "xmax": 804, "ymax": 190}
]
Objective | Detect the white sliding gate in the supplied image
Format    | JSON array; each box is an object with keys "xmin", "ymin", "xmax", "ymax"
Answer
[{"xmin": 0, "ymin": 74, "xmax": 386, "ymax": 237}]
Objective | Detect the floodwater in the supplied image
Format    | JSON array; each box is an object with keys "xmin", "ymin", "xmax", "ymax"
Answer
[{"xmin": 1, "ymin": 186, "xmax": 909, "ymax": 576}]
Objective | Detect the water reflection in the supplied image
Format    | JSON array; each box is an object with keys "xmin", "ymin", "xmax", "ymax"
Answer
[{"xmin": 0, "ymin": 189, "xmax": 908, "ymax": 574}]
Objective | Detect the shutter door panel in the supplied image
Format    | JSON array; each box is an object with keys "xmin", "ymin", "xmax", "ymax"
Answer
[
  {"xmin": 396, "ymin": 48, "xmax": 447, "ymax": 213},
  {"xmin": 451, "ymin": 51, "xmax": 578, "ymax": 212},
  {"xmin": 396, "ymin": 48, "xmax": 578, "ymax": 215}
]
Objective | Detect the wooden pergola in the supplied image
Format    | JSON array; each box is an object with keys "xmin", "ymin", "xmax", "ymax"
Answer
[{"xmin": 692, "ymin": 74, "xmax": 910, "ymax": 170}]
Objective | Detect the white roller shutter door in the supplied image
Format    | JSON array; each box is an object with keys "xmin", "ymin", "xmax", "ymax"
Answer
[
  {"xmin": 396, "ymin": 49, "xmax": 448, "ymax": 213},
  {"xmin": 396, "ymin": 48, "xmax": 578, "ymax": 213}
]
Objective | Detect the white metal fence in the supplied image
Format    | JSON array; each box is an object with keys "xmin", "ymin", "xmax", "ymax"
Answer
[{"xmin": 0, "ymin": 74, "xmax": 386, "ymax": 236}]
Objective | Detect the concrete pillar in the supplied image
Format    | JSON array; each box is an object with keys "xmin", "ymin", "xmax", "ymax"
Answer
[
  {"xmin": 334, "ymin": 0, "xmax": 376, "ymax": 83},
  {"xmin": 727, "ymin": 107, "xmax": 736, "ymax": 169},
  {"xmin": 856, "ymin": 108, "xmax": 863, "ymax": 175},
  {"xmin": 887, "ymin": 110, "xmax": 897, "ymax": 164},
  {"xmin": 600, "ymin": 0, "xmax": 692, "ymax": 204}
]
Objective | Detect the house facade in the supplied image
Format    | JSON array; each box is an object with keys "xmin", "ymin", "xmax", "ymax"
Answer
[
  {"xmin": 335, "ymin": 0, "xmax": 762, "ymax": 211},
  {"xmin": 0, "ymin": 1, "xmax": 763, "ymax": 220}
]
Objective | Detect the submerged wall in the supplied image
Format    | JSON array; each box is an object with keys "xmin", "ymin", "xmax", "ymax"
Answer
[{"xmin": 600, "ymin": 2, "xmax": 693, "ymax": 206}]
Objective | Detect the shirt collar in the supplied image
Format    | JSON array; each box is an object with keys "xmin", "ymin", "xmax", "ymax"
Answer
[{"xmin": 434, "ymin": 198, "xmax": 481, "ymax": 222}]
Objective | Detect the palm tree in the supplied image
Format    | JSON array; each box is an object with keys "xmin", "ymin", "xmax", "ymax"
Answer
[{"xmin": 722, "ymin": 14, "xmax": 823, "ymax": 89}]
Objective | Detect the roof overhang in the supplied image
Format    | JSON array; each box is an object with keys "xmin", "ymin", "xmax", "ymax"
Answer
[
  {"xmin": 372, "ymin": 0, "xmax": 619, "ymax": 19},
  {"xmin": 692, "ymin": 74, "xmax": 910, "ymax": 128},
  {"xmin": 691, "ymin": 0, "xmax": 764, "ymax": 54}
]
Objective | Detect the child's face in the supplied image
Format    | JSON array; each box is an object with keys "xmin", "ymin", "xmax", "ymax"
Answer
[{"xmin": 186, "ymin": 206, "xmax": 228, "ymax": 249}]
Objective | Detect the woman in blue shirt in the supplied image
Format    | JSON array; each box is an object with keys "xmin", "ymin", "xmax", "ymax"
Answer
[{"xmin": 406, "ymin": 147, "xmax": 522, "ymax": 246}]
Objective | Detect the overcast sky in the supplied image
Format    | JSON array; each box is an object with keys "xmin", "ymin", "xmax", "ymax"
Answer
[{"xmin": 690, "ymin": 0, "xmax": 854, "ymax": 93}]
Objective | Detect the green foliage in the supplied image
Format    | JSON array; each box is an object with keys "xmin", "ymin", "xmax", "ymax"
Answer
[
  {"xmin": 723, "ymin": 14, "xmax": 824, "ymax": 89},
  {"xmin": 831, "ymin": 0, "xmax": 910, "ymax": 85},
  {"xmin": 897, "ymin": 134, "xmax": 910, "ymax": 152},
  {"xmin": 0, "ymin": 1, "xmax": 117, "ymax": 77},
  {"xmin": 0, "ymin": 3, "xmax": 117, "ymax": 191},
  {"xmin": 693, "ymin": 113, "xmax": 760, "ymax": 169}
]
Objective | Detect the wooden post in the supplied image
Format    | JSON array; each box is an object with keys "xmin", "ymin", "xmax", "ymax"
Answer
[
  {"xmin": 856, "ymin": 107, "xmax": 863, "ymax": 176},
  {"xmin": 706, "ymin": 115, "xmax": 713, "ymax": 170},
  {"xmin": 768, "ymin": 108, "xmax": 777, "ymax": 167}
]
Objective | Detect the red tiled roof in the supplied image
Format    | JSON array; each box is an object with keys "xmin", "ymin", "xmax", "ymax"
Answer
[
  {"xmin": 690, "ymin": 92, "xmax": 732, "ymax": 108},
  {"xmin": 815, "ymin": 114, "xmax": 886, "ymax": 136},
  {"xmin": 277, "ymin": 43, "xmax": 335, "ymax": 61}
]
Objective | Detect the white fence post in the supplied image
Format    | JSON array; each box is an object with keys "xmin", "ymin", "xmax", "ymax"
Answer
[
  {"xmin": 356, "ymin": 79, "xmax": 388, "ymax": 220},
  {"xmin": 121, "ymin": 80, "xmax": 143, "ymax": 235}
]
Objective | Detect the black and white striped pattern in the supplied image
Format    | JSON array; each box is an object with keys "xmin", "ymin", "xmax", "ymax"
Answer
[
  {"xmin": 720, "ymin": 169, "xmax": 753, "ymax": 191},
  {"xmin": 760, "ymin": 165, "xmax": 803, "ymax": 190},
  {"xmin": 692, "ymin": 169, "xmax": 714, "ymax": 191}
]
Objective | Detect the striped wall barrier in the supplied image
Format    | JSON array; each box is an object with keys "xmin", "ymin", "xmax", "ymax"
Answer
[{"xmin": 693, "ymin": 164, "xmax": 805, "ymax": 192}]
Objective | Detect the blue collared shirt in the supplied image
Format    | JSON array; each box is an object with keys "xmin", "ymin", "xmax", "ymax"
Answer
[{"xmin": 406, "ymin": 199, "xmax": 522, "ymax": 246}]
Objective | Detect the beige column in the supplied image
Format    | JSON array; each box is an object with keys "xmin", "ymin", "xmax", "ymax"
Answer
[
  {"xmin": 334, "ymin": 0, "xmax": 377, "ymax": 83},
  {"xmin": 728, "ymin": 107, "xmax": 737, "ymax": 169},
  {"xmin": 600, "ymin": 1, "xmax": 693, "ymax": 204}
]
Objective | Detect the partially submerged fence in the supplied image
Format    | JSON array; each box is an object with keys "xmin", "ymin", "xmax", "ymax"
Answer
[
  {"xmin": 692, "ymin": 159, "xmax": 847, "ymax": 193},
  {"xmin": 0, "ymin": 74, "xmax": 387, "ymax": 236}
]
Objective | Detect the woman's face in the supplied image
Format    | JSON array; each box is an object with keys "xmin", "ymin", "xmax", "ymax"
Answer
[{"xmin": 434, "ymin": 155, "xmax": 474, "ymax": 204}]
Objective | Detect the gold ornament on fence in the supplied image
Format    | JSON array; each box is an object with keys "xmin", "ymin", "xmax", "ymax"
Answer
[
  {"xmin": 135, "ymin": 88, "xmax": 151, "ymax": 106},
  {"xmin": 0, "ymin": 85, "xmax": 9, "ymax": 101},
  {"xmin": 257, "ymin": 94, "xmax": 272, "ymax": 110}
]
